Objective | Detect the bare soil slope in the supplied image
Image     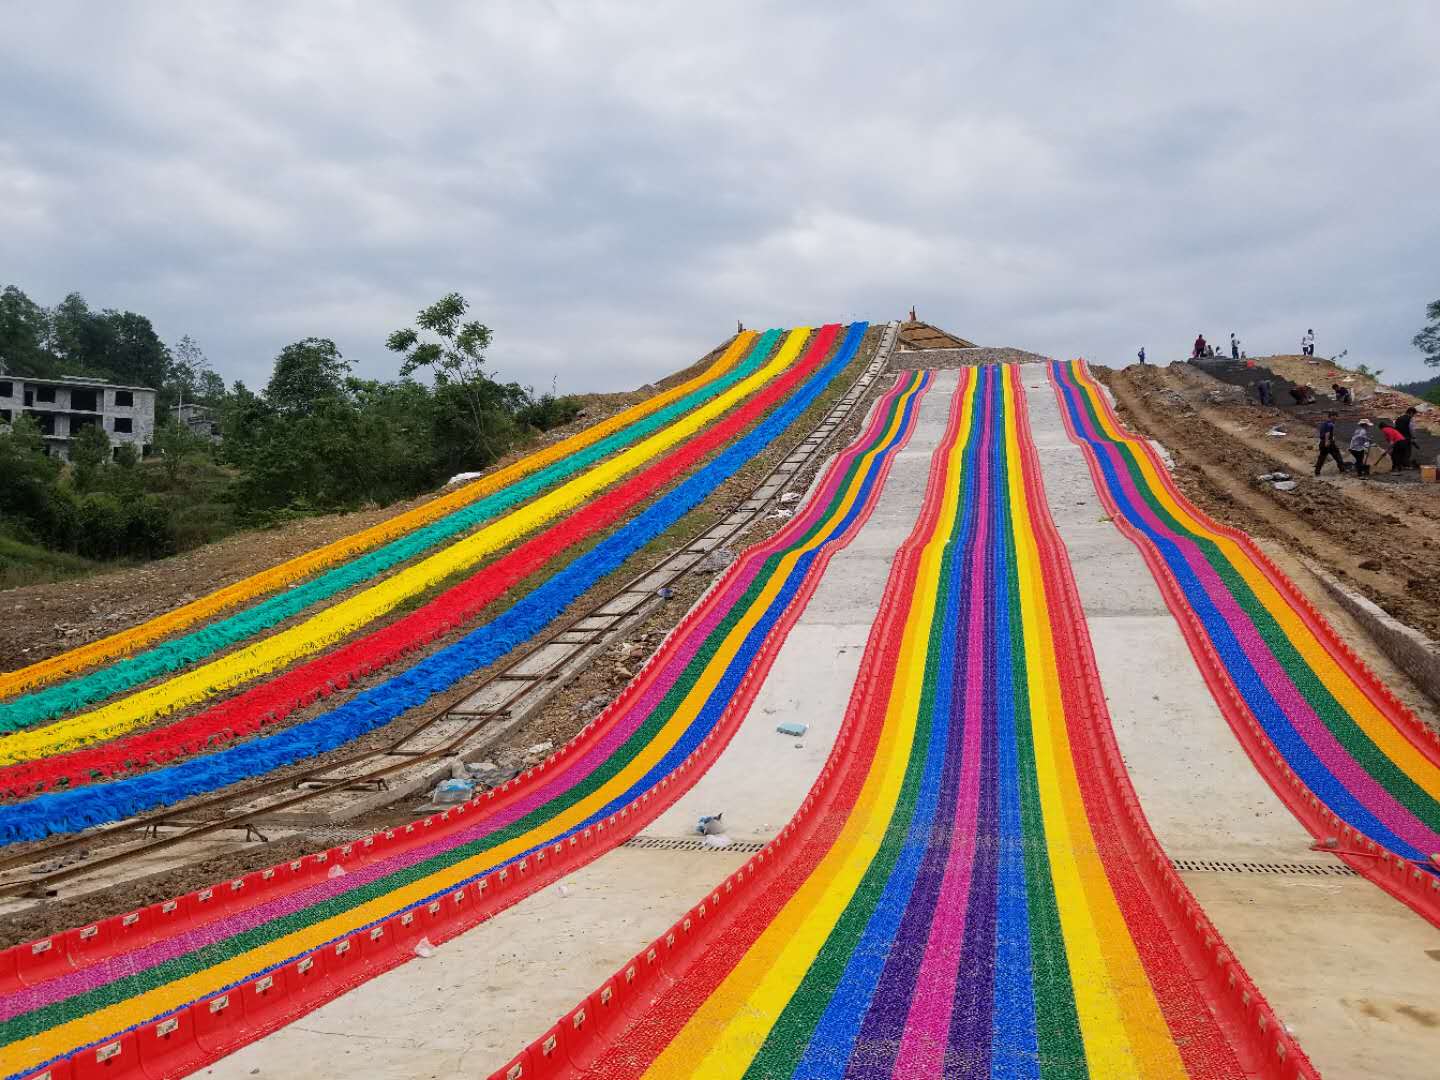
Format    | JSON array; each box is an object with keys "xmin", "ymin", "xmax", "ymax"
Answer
[{"xmin": 1102, "ymin": 362, "xmax": 1440, "ymax": 643}]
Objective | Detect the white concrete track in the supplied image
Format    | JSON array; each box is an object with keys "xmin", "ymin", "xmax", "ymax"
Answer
[
  {"xmin": 1020, "ymin": 365, "xmax": 1440, "ymax": 1080},
  {"xmin": 207, "ymin": 372, "xmax": 963, "ymax": 1080}
]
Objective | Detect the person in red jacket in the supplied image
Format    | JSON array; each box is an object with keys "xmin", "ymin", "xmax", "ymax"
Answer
[
  {"xmin": 1379, "ymin": 422, "xmax": 1410, "ymax": 471},
  {"xmin": 1192, "ymin": 333, "xmax": 1207, "ymax": 359}
]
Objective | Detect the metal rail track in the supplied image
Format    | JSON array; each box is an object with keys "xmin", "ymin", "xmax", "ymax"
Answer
[{"xmin": 0, "ymin": 322, "xmax": 899, "ymax": 901}]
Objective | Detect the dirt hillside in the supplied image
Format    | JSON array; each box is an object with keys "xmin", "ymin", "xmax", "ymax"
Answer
[{"xmin": 1101, "ymin": 361, "xmax": 1440, "ymax": 644}]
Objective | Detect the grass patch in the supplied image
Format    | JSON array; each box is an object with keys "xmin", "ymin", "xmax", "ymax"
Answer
[{"xmin": 0, "ymin": 533, "xmax": 112, "ymax": 590}]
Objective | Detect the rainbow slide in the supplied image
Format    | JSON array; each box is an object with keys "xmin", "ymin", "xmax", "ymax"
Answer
[
  {"xmin": 0, "ymin": 329, "xmax": 781, "ymax": 733},
  {"xmin": 0, "ymin": 366, "xmax": 926, "ymax": 1080},
  {"xmin": 1051, "ymin": 359, "xmax": 1440, "ymax": 926},
  {"xmin": 0, "ymin": 332, "xmax": 762, "ymax": 699},
  {"xmin": 492, "ymin": 366, "xmax": 1314, "ymax": 1080},
  {"xmin": 0, "ymin": 325, "xmax": 865, "ymax": 840},
  {"xmin": 0, "ymin": 329, "xmax": 817, "ymax": 768}
]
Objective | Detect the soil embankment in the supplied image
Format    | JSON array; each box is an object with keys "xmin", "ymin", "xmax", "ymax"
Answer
[{"xmin": 1101, "ymin": 362, "xmax": 1440, "ymax": 644}]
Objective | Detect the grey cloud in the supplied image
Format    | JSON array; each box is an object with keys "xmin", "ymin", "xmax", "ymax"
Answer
[{"xmin": 1, "ymin": 0, "xmax": 1437, "ymax": 392}]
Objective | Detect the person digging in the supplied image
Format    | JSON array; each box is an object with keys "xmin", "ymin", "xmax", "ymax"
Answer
[{"xmin": 1349, "ymin": 420, "xmax": 1373, "ymax": 478}]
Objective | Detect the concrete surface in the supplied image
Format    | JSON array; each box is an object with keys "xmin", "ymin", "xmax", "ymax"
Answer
[
  {"xmin": 201, "ymin": 847, "xmax": 748, "ymax": 1080},
  {"xmin": 1021, "ymin": 366, "xmax": 1440, "ymax": 1080},
  {"xmin": 206, "ymin": 370, "xmax": 961, "ymax": 1080}
]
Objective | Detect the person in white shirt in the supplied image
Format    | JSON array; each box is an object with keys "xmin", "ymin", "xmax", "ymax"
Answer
[{"xmin": 1349, "ymin": 419, "xmax": 1373, "ymax": 477}]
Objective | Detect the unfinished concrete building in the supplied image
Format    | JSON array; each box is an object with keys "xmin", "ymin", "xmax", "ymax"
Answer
[{"xmin": 0, "ymin": 375, "xmax": 156, "ymax": 460}]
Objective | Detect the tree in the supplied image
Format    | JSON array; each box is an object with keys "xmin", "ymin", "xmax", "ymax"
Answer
[
  {"xmin": 153, "ymin": 418, "xmax": 207, "ymax": 485},
  {"xmin": 169, "ymin": 335, "xmax": 209, "ymax": 402},
  {"xmin": 70, "ymin": 424, "xmax": 111, "ymax": 491},
  {"xmin": 0, "ymin": 285, "xmax": 50, "ymax": 375},
  {"xmin": 387, "ymin": 293, "xmax": 523, "ymax": 462},
  {"xmin": 1414, "ymin": 299, "xmax": 1440, "ymax": 369},
  {"xmin": 264, "ymin": 338, "xmax": 350, "ymax": 417},
  {"xmin": 49, "ymin": 292, "xmax": 98, "ymax": 367},
  {"xmin": 99, "ymin": 310, "xmax": 168, "ymax": 389}
]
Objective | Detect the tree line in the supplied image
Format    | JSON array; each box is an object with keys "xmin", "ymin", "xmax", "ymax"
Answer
[{"xmin": 0, "ymin": 287, "xmax": 581, "ymax": 570}]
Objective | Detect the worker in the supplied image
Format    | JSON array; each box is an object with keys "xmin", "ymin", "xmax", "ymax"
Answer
[
  {"xmin": 1349, "ymin": 420, "xmax": 1373, "ymax": 477},
  {"xmin": 1379, "ymin": 421, "xmax": 1409, "ymax": 471},
  {"xmin": 1315, "ymin": 411, "xmax": 1346, "ymax": 476},
  {"xmin": 1137, "ymin": 346, "xmax": 1146, "ymax": 365},
  {"xmin": 1302, "ymin": 328, "xmax": 1316, "ymax": 357},
  {"xmin": 1395, "ymin": 407, "xmax": 1421, "ymax": 469},
  {"xmin": 1192, "ymin": 333, "xmax": 1207, "ymax": 359},
  {"xmin": 1231, "ymin": 332, "xmax": 1240, "ymax": 359}
]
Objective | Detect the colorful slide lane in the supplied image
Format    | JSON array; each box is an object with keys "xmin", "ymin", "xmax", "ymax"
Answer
[
  {"xmin": 0, "ymin": 332, "xmax": 761, "ymax": 699},
  {"xmin": 0, "ymin": 328, "xmax": 776, "ymax": 735},
  {"xmin": 529, "ymin": 365, "xmax": 1312, "ymax": 1080},
  {"xmin": 0, "ymin": 324, "xmax": 860, "ymax": 842},
  {"xmin": 1051, "ymin": 360, "xmax": 1440, "ymax": 926},
  {"xmin": 0, "ymin": 365, "xmax": 927, "ymax": 1080},
  {"xmin": 0, "ymin": 327, "xmax": 816, "ymax": 772}
]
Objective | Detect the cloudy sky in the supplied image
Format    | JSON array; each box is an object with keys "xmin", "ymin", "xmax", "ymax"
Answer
[{"xmin": 3, "ymin": 1, "xmax": 1438, "ymax": 391}]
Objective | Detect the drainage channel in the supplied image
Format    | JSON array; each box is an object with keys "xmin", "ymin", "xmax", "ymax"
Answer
[
  {"xmin": 1172, "ymin": 857, "xmax": 1358, "ymax": 877},
  {"xmin": 622, "ymin": 836, "xmax": 769, "ymax": 854}
]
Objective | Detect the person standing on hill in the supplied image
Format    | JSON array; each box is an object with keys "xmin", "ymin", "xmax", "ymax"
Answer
[
  {"xmin": 1231, "ymin": 332, "xmax": 1240, "ymax": 359},
  {"xmin": 1349, "ymin": 420, "xmax": 1373, "ymax": 477},
  {"xmin": 1395, "ymin": 407, "xmax": 1421, "ymax": 469},
  {"xmin": 1302, "ymin": 329, "xmax": 1316, "ymax": 357},
  {"xmin": 1315, "ymin": 411, "xmax": 1346, "ymax": 476},
  {"xmin": 1192, "ymin": 333, "xmax": 1206, "ymax": 359}
]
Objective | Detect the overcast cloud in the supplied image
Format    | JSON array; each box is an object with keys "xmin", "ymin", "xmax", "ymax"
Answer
[{"xmin": 3, "ymin": 1, "xmax": 1437, "ymax": 391}]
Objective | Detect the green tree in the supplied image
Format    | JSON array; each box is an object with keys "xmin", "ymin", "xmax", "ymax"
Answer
[
  {"xmin": 1414, "ymin": 299, "xmax": 1440, "ymax": 369},
  {"xmin": 0, "ymin": 285, "xmax": 50, "ymax": 375},
  {"xmin": 169, "ymin": 335, "xmax": 209, "ymax": 402},
  {"xmin": 153, "ymin": 418, "xmax": 207, "ymax": 485},
  {"xmin": 48, "ymin": 292, "xmax": 100, "ymax": 367},
  {"xmin": 70, "ymin": 424, "xmax": 111, "ymax": 491},
  {"xmin": 387, "ymin": 293, "xmax": 525, "ymax": 463},
  {"xmin": 99, "ymin": 310, "xmax": 168, "ymax": 389},
  {"xmin": 264, "ymin": 338, "xmax": 350, "ymax": 417}
]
